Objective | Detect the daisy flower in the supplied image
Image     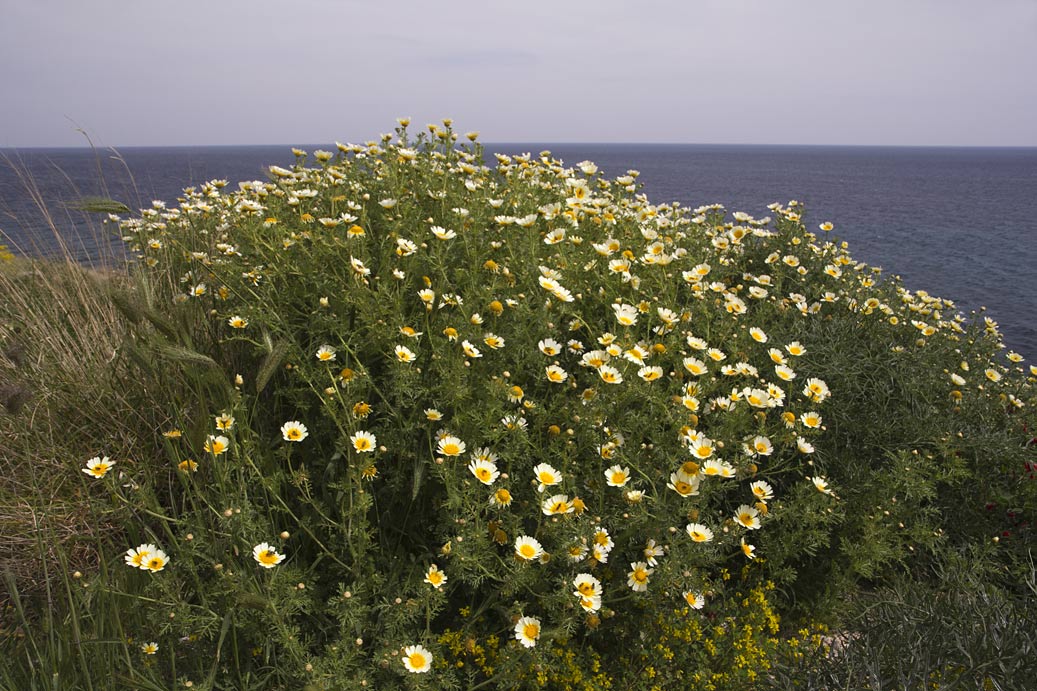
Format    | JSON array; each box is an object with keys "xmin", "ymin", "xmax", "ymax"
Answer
[
  {"xmin": 538, "ymin": 338, "xmax": 562, "ymax": 356},
  {"xmin": 437, "ymin": 436, "xmax": 465, "ymax": 457},
  {"xmin": 228, "ymin": 315, "xmax": 248, "ymax": 329},
  {"xmin": 812, "ymin": 476, "xmax": 834, "ymax": 495},
  {"xmin": 82, "ymin": 456, "xmax": 115, "ymax": 478},
  {"xmin": 468, "ymin": 458, "xmax": 499, "ymax": 485},
  {"xmin": 532, "ymin": 463, "xmax": 562, "ymax": 492},
  {"xmin": 683, "ymin": 591, "xmax": 706, "ymax": 609},
  {"xmin": 461, "ymin": 340, "xmax": 482, "ymax": 359},
  {"xmin": 430, "ymin": 225, "xmax": 456, "ymax": 240},
  {"xmin": 125, "ymin": 543, "xmax": 156, "ymax": 569},
  {"xmin": 141, "ymin": 642, "xmax": 159, "ymax": 655},
  {"xmin": 351, "ymin": 431, "xmax": 376, "ymax": 453},
  {"xmin": 541, "ymin": 494, "xmax": 572, "ymax": 516},
  {"xmin": 597, "ymin": 365, "xmax": 623, "ymax": 384},
  {"xmin": 144, "ymin": 549, "xmax": 169, "ymax": 572},
  {"xmin": 643, "ymin": 538, "xmax": 664, "ymax": 567},
  {"xmin": 638, "ymin": 366, "xmax": 663, "ymax": 382},
  {"xmin": 668, "ymin": 470, "xmax": 701, "ymax": 498},
  {"xmin": 490, "ymin": 487, "xmax": 513, "ymax": 508},
  {"xmin": 750, "ymin": 480, "xmax": 774, "ymax": 501},
  {"xmin": 204, "ymin": 435, "xmax": 230, "ymax": 455},
  {"xmin": 252, "ymin": 542, "xmax": 285, "ymax": 568},
  {"xmin": 800, "ymin": 411, "xmax": 822, "ymax": 428},
  {"xmin": 749, "ymin": 436, "xmax": 773, "ymax": 456},
  {"xmin": 395, "ymin": 345, "xmax": 417, "ymax": 363},
  {"xmin": 545, "ymin": 365, "xmax": 568, "ymax": 383},
  {"xmin": 734, "ymin": 504, "xmax": 762, "ymax": 530},
  {"xmin": 424, "ymin": 564, "xmax": 447, "ymax": 589},
  {"xmin": 514, "ymin": 616, "xmax": 541, "ymax": 648},
  {"xmin": 573, "ymin": 573, "xmax": 602, "ymax": 597},
  {"xmin": 612, "ymin": 303, "xmax": 639, "ymax": 326},
  {"xmin": 604, "ymin": 464, "xmax": 631, "ymax": 487},
  {"xmin": 683, "ymin": 357, "xmax": 708, "ymax": 376},
  {"xmin": 402, "ymin": 644, "xmax": 432, "ymax": 673},
  {"xmin": 741, "ymin": 538, "xmax": 756, "ymax": 560},
  {"xmin": 315, "ymin": 345, "xmax": 337, "ymax": 362},
  {"xmin": 627, "ymin": 561, "xmax": 652, "ymax": 592},
  {"xmin": 686, "ymin": 523, "xmax": 713, "ymax": 543},
  {"xmin": 785, "ymin": 341, "xmax": 807, "ymax": 356},
  {"xmin": 568, "ymin": 544, "xmax": 589, "ymax": 562},
  {"xmin": 514, "ymin": 535, "xmax": 544, "ymax": 561},
  {"xmin": 424, "ymin": 408, "xmax": 443, "ymax": 421},
  {"xmin": 280, "ymin": 421, "xmax": 308, "ymax": 443}
]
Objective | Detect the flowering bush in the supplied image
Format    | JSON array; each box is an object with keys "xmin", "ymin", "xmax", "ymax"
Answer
[{"xmin": 8, "ymin": 119, "xmax": 1033, "ymax": 689}]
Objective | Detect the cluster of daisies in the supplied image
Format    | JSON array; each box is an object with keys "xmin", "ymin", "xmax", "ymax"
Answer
[{"xmin": 101, "ymin": 118, "xmax": 1031, "ymax": 678}]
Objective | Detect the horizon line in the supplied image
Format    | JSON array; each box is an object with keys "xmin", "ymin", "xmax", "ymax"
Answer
[{"xmin": 3, "ymin": 140, "xmax": 1037, "ymax": 152}]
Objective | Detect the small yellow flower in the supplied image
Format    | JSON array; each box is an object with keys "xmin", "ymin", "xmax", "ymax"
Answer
[{"xmin": 140, "ymin": 642, "xmax": 159, "ymax": 655}]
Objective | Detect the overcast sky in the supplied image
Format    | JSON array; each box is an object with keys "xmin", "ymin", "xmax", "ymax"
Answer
[{"xmin": 2, "ymin": 0, "xmax": 1035, "ymax": 147}]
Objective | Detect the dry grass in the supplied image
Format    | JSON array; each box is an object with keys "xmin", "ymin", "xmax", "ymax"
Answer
[{"xmin": 0, "ymin": 257, "xmax": 136, "ymax": 594}]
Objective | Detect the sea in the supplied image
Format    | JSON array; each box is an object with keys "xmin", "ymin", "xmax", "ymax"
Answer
[{"xmin": 1, "ymin": 144, "xmax": 1035, "ymax": 359}]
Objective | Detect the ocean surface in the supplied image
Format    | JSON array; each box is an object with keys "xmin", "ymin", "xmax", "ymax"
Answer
[{"xmin": 1, "ymin": 144, "xmax": 1035, "ymax": 358}]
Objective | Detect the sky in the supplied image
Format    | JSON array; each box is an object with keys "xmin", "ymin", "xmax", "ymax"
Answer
[{"xmin": 2, "ymin": 0, "xmax": 1036, "ymax": 148}]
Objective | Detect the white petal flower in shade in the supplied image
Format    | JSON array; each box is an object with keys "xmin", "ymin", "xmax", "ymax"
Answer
[
  {"xmin": 402, "ymin": 644, "xmax": 432, "ymax": 673},
  {"xmin": 437, "ymin": 436, "xmax": 465, "ymax": 457},
  {"xmin": 144, "ymin": 549, "xmax": 169, "ymax": 572},
  {"xmin": 604, "ymin": 464, "xmax": 630, "ymax": 487},
  {"xmin": 545, "ymin": 365, "xmax": 568, "ymax": 383},
  {"xmin": 424, "ymin": 564, "xmax": 447, "ymax": 589},
  {"xmin": 538, "ymin": 338, "xmax": 562, "ymax": 356},
  {"xmin": 468, "ymin": 458, "xmax": 499, "ymax": 485},
  {"xmin": 514, "ymin": 535, "xmax": 544, "ymax": 561},
  {"xmin": 532, "ymin": 463, "xmax": 562, "ymax": 492},
  {"xmin": 750, "ymin": 480, "xmax": 774, "ymax": 501},
  {"xmin": 541, "ymin": 494, "xmax": 572, "ymax": 516},
  {"xmin": 83, "ymin": 456, "xmax": 115, "ymax": 478},
  {"xmin": 514, "ymin": 616, "xmax": 541, "ymax": 648},
  {"xmin": 125, "ymin": 543, "xmax": 155, "ymax": 569},
  {"xmin": 734, "ymin": 504, "xmax": 762, "ymax": 530},
  {"xmin": 395, "ymin": 345, "xmax": 417, "ymax": 363},
  {"xmin": 686, "ymin": 523, "xmax": 713, "ymax": 543},
  {"xmin": 351, "ymin": 431, "xmax": 376, "ymax": 453},
  {"xmin": 315, "ymin": 345, "xmax": 337, "ymax": 361},
  {"xmin": 280, "ymin": 421, "xmax": 308, "ymax": 443},
  {"xmin": 252, "ymin": 542, "xmax": 285, "ymax": 568},
  {"xmin": 627, "ymin": 561, "xmax": 652, "ymax": 592},
  {"xmin": 812, "ymin": 476, "xmax": 834, "ymax": 495},
  {"xmin": 683, "ymin": 591, "xmax": 706, "ymax": 609}
]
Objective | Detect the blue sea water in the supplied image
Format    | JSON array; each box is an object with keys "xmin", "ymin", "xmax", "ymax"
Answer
[{"xmin": 1, "ymin": 144, "xmax": 1035, "ymax": 358}]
